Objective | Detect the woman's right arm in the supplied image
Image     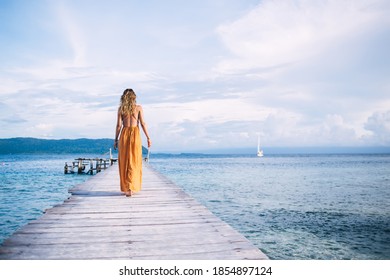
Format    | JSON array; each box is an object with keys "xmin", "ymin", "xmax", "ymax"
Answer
[{"xmin": 114, "ymin": 108, "xmax": 122, "ymax": 150}]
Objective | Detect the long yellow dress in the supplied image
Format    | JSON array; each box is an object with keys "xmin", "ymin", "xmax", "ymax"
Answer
[{"xmin": 118, "ymin": 126, "xmax": 142, "ymax": 193}]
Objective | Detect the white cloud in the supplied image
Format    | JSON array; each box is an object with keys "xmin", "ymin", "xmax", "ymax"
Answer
[
  {"xmin": 215, "ymin": 0, "xmax": 388, "ymax": 73},
  {"xmin": 27, "ymin": 123, "xmax": 54, "ymax": 138},
  {"xmin": 144, "ymin": 97, "xmax": 276, "ymax": 150},
  {"xmin": 54, "ymin": 1, "xmax": 88, "ymax": 66},
  {"xmin": 364, "ymin": 111, "xmax": 390, "ymax": 145}
]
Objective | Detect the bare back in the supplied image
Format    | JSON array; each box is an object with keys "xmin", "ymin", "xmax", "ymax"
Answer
[
  {"xmin": 121, "ymin": 105, "xmax": 141, "ymax": 127},
  {"xmin": 115, "ymin": 102, "xmax": 151, "ymax": 149}
]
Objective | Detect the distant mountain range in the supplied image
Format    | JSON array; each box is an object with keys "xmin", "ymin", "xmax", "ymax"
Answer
[{"xmin": 0, "ymin": 137, "xmax": 148, "ymax": 155}]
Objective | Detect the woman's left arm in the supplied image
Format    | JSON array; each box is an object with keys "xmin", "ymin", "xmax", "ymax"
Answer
[{"xmin": 138, "ymin": 106, "xmax": 151, "ymax": 148}]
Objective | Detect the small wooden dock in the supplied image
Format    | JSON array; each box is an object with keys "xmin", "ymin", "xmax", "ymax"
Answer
[
  {"xmin": 64, "ymin": 149, "xmax": 117, "ymax": 175},
  {"xmin": 0, "ymin": 164, "xmax": 268, "ymax": 260},
  {"xmin": 64, "ymin": 157, "xmax": 117, "ymax": 175}
]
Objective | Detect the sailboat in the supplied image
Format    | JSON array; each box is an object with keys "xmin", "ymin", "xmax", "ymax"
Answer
[{"xmin": 257, "ymin": 135, "xmax": 264, "ymax": 157}]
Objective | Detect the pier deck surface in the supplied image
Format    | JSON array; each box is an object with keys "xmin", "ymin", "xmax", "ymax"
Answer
[{"xmin": 0, "ymin": 164, "xmax": 268, "ymax": 260}]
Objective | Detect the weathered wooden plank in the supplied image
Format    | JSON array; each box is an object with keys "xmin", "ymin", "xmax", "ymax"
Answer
[{"xmin": 0, "ymin": 164, "xmax": 268, "ymax": 260}]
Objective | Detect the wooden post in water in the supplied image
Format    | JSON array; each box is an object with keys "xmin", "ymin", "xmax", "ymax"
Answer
[{"xmin": 77, "ymin": 159, "xmax": 82, "ymax": 174}]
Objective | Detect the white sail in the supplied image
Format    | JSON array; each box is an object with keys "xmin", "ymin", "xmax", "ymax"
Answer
[{"xmin": 257, "ymin": 135, "xmax": 264, "ymax": 157}]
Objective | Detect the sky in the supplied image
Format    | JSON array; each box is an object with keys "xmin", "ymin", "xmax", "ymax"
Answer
[{"xmin": 0, "ymin": 0, "xmax": 389, "ymax": 152}]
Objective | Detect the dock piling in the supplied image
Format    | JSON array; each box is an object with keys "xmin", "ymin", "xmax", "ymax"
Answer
[{"xmin": 64, "ymin": 157, "xmax": 117, "ymax": 175}]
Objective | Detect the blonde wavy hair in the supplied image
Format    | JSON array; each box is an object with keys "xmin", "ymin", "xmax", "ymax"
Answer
[{"xmin": 119, "ymin": 88, "xmax": 137, "ymax": 116}]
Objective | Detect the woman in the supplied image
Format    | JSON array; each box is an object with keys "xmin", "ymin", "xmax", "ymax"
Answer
[{"xmin": 114, "ymin": 88, "xmax": 151, "ymax": 197}]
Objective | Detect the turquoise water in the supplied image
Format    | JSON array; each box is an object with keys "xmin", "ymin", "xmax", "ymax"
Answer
[
  {"xmin": 150, "ymin": 153, "xmax": 390, "ymax": 260},
  {"xmin": 0, "ymin": 153, "xmax": 389, "ymax": 259},
  {"xmin": 0, "ymin": 154, "xmax": 92, "ymax": 244}
]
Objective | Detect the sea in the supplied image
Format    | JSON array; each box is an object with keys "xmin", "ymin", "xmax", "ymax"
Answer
[{"xmin": 0, "ymin": 152, "xmax": 389, "ymax": 260}]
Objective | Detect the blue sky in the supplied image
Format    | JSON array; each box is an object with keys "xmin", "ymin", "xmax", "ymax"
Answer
[{"xmin": 1, "ymin": 0, "xmax": 389, "ymax": 152}]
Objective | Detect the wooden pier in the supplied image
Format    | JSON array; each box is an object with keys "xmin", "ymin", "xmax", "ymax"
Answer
[
  {"xmin": 0, "ymin": 164, "xmax": 268, "ymax": 260},
  {"xmin": 64, "ymin": 149, "xmax": 117, "ymax": 175},
  {"xmin": 64, "ymin": 157, "xmax": 117, "ymax": 175}
]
